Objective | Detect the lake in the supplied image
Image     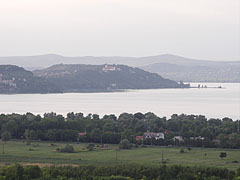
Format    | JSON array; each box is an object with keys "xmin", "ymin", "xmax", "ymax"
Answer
[{"xmin": 0, "ymin": 83, "xmax": 239, "ymax": 120}]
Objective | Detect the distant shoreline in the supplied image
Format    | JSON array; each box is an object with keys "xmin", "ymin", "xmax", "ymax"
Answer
[{"xmin": 1, "ymin": 82, "xmax": 239, "ymax": 95}]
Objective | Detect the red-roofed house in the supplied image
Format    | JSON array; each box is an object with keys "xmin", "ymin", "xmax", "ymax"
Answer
[
  {"xmin": 136, "ymin": 136, "xmax": 143, "ymax": 141},
  {"xmin": 78, "ymin": 132, "xmax": 86, "ymax": 137}
]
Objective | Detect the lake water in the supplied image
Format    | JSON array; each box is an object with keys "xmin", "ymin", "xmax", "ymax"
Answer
[{"xmin": 0, "ymin": 83, "xmax": 239, "ymax": 120}]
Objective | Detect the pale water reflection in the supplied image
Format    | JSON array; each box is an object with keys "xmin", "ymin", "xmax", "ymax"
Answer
[{"xmin": 0, "ymin": 83, "xmax": 239, "ymax": 120}]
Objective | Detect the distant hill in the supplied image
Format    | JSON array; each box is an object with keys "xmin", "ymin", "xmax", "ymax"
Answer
[
  {"xmin": 0, "ymin": 64, "xmax": 188, "ymax": 94},
  {"xmin": 0, "ymin": 54, "xmax": 239, "ymax": 82},
  {"xmin": 140, "ymin": 62, "xmax": 240, "ymax": 82},
  {"xmin": 0, "ymin": 65, "xmax": 59, "ymax": 93},
  {"xmin": 34, "ymin": 64, "xmax": 189, "ymax": 92}
]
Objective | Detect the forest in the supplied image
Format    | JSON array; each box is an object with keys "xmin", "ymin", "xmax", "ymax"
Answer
[{"xmin": 0, "ymin": 112, "xmax": 240, "ymax": 149}]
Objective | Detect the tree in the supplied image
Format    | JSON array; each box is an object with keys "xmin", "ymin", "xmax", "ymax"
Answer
[
  {"xmin": 119, "ymin": 139, "xmax": 131, "ymax": 149},
  {"xmin": 90, "ymin": 128, "xmax": 101, "ymax": 143},
  {"xmin": 24, "ymin": 129, "xmax": 36, "ymax": 145},
  {"xmin": 1, "ymin": 131, "xmax": 11, "ymax": 154},
  {"xmin": 23, "ymin": 165, "xmax": 42, "ymax": 179},
  {"xmin": 3, "ymin": 163, "xmax": 24, "ymax": 180},
  {"xmin": 2, "ymin": 120, "xmax": 17, "ymax": 137},
  {"xmin": 1, "ymin": 131, "xmax": 11, "ymax": 144},
  {"xmin": 134, "ymin": 112, "xmax": 145, "ymax": 120},
  {"xmin": 121, "ymin": 129, "xmax": 133, "ymax": 141},
  {"xmin": 67, "ymin": 112, "xmax": 75, "ymax": 120},
  {"xmin": 92, "ymin": 114, "xmax": 100, "ymax": 120}
]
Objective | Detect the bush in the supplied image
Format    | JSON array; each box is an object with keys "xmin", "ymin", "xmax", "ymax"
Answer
[
  {"xmin": 119, "ymin": 139, "xmax": 131, "ymax": 149},
  {"xmin": 24, "ymin": 165, "xmax": 42, "ymax": 179},
  {"xmin": 180, "ymin": 149, "xmax": 184, "ymax": 153},
  {"xmin": 60, "ymin": 144, "xmax": 74, "ymax": 153},
  {"xmin": 87, "ymin": 143, "xmax": 95, "ymax": 151}
]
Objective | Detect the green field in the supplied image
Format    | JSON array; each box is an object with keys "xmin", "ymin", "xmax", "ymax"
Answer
[{"xmin": 0, "ymin": 141, "xmax": 240, "ymax": 170}]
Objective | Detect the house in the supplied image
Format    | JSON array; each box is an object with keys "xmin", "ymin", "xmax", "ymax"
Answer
[
  {"xmin": 136, "ymin": 136, "xmax": 143, "ymax": 141},
  {"xmin": 173, "ymin": 136, "xmax": 184, "ymax": 142},
  {"xmin": 78, "ymin": 132, "xmax": 86, "ymax": 137},
  {"xmin": 190, "ymin": 136, "xmax": 205, "ymax": 140},
  {"xmin": 143, "ymin": 132, "xmax": 164, "ymax": 140},
  {"xmin": 164, "ymin": 129, "xmax": 171, "ymax": 134},
  {"xmin": 0, "ymin": 74, "xmax": 17, "ymax": 88},
  {"xmin": 102, "ymin": 65, "xmax": 116, "ymax": 72}
]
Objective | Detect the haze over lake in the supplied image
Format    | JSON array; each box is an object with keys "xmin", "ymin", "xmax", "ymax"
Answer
[{"xmin": 0, "ymin": 83, "xmax": 239, "ymax": 120}]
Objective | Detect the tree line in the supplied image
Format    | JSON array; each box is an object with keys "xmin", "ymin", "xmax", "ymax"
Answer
[
  {"xmin": 0, "ymin": 163, "xmax": 239, "ymax": 180},
  {"xmin": 0, "ymin": 112, "xmax": 240, "ymax": 148}
]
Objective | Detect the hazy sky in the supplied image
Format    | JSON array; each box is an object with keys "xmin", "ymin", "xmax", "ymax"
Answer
[{"xmin": 0, "ymin": 0, "xmax": 239, "ymax": 60}]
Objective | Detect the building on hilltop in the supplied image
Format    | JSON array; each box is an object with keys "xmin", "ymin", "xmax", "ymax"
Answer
[{"xmin": 102, "ymin": 65, "xmax": 121, "ymax": 72}]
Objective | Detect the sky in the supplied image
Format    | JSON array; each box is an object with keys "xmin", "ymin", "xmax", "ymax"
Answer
[{"xmin": 0, "ymin": 0, "xmax": 239, "ymax": 61}]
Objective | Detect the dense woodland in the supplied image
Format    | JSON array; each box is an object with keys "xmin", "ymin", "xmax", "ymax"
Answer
[
  {"xmin": 0, "ymin": 163, "xmax": 239, "ymax": 180},
  {"xmin": 0, "ymin": 112, "xmax": 240, "ymax": 149}
]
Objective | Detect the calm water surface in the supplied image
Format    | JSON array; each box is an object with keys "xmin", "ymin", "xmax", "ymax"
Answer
[{"xmin": 0, "ymin": 83, "xmax": 239, "ymax": 120}]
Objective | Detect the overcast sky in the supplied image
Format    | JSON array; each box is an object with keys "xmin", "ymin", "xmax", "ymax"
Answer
[{"xmin": 0, "ymin": 0, "xmax": 239, "ymax": 60}]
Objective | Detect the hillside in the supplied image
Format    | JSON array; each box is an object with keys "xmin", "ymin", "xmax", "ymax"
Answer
[
  {"xmin": 34, "ymin": 64, "xmax": 189, "ymax": 92},
  {"xmin": 0, "ymin": 54, "xmax": 239, "ymax": 82},
  {"xmin": 0, "ymin": 65, "xmax": 60, "ymax": 94},
  {"xmin": 140, "ymin": 62, "xmax": 240, "ymax": 82}
]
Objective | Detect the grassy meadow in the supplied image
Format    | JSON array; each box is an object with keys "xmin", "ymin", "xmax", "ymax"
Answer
[{"xmin": 0, "ymin": 141, "xmax": 240, "ymax": 170}]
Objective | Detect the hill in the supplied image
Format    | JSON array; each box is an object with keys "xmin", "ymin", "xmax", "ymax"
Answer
[
  {"xmin": 140, "ymin": 62, "xmax": 240, "ymax": 82},
  {"xmin": 0, "ymin": 54, "xmax": 239, "ymax": 82},
  {"xmin": 0, "ymin": 65, "xmax": 60, "ymax": 94},
  {"xmin": 0, "ymin": 64, "xmax": 188, "ymax": 94},
  {"xmin": 34, "ymin": 64, "xmax": 189, "ymax": 92}
]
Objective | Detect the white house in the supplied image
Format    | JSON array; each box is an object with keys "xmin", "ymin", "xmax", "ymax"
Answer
[
  {"xmin": 173, "ymin": 136, "xmax": 184, "ymax": 142},
  {"xmin": 143, "ymin": 132, "xmax": 165, "ymax": 140}
]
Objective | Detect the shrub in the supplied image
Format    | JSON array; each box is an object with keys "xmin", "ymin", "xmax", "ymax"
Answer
[
  {"xmin": 219, "ymin": 152, "xmax": 227, "ymax": 159},
  {"xmin": 180, "ymin": 149, "xmax": 184, "ymax": 153},
  {"xmin": 60, "ymin": 144, "xmax": 74, "ymax": 153},
  {"xmin": 24, "ymin": 165, "xmax": 42, "ymax": 179},
  {"xmin": 87, "ymin": 143, "xmax": 95, "ymax": 151},
  {"xmin": 119, "ymin": 139, "xmax": 131, "ymax": 149}
]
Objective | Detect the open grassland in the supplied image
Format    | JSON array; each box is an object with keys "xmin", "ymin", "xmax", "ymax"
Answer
[{"xmin": 0, "ymin": 141, "xmax": 240, "ymax": 170}]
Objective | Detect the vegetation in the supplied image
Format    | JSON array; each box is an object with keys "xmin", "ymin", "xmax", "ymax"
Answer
[
  {"xmin": 0, "ymin": 112, "xmax": 239, "ymax": 149},
  {"xmin": 33, "ymin": 64, "xmax": 189, "ymax": 92},
  {"xmin": 1, "ymin": 131, "xmax": 11, "ymax": 144},
  {"xmin": 0, "ymin": 163, "xmax": 239, "ymax": 180},
  {"xmin": 86, "ymin": 143, "xmax": 95, "ymax": 151},
  {"xmin": 0, "ymin": 63, "xmax": 190, "ymax": 94},
  {"xmin": 0, "ymin": 65, "xmax": 59, "ymax": 93},
  {"xmin": 0, "ymin": 141, "xmax": 240, "ymax": 170},
  {"xmin": 1, "ymin": 54, "xmax": 240, "ymax": 83},
  {"xmin": 60, "ymin": 144, "xmax": 75, "ymax": 153},
  {"xmin": 119, "ymin": 139, "xmax": 131, "ymax": 149}
]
